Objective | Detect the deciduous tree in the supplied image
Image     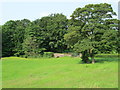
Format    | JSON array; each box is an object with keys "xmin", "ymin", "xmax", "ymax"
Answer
[{"xmin": 64, "ymin": 3, "xmax": 118, "ymax": 63}]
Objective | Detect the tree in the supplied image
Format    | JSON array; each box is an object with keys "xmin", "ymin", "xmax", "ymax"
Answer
[
  {"xmin": 2, "ymin": 13, "xmax": 68, "ymax": 57},
  {"xmin": 64, "ymin": 3, "xmax": 118, "ymax": 63},
  {"xmin": 22, "ymin": 21, "xmax": 44, "ymax": 57},
  {"xmin": 2, "ymin": 19, "xmax": 31, "ymax": 57},
  {"xmin": 2, "ymin": 20, "xmax": 17, "ymax": 57},
  {"xmin": 13, "ymin": 19, "xmax": 31, "ymax": 56},
  {"xmin": 97, "ymin": 19, "xmax": 119, "ymax": 54},
  {"xmin": 22, "ymin": 35, "xmax": 40, "ymax": 57},
  {"xmin": 33, "ymin": 13, "xmax": 68, "ymax": 53}
]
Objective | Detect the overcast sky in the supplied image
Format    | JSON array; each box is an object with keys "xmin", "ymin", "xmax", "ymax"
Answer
[{"xmin": 0, "ymin": 0, "xmax": 119, "ymax": 25}]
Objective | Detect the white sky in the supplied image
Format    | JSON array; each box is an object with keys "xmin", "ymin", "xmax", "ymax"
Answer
[
  {"xmin": 0, "ymin": 0, "xmax": 119, "ymax": 25},
  {"xmin": 1, "ymin": 0, "xmax": 119, "ymax": 2}
]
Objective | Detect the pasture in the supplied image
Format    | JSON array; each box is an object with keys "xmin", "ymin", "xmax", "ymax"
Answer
[{"xmin": 2, "ymin": 56, "xmax": 118, "ymax": 88}]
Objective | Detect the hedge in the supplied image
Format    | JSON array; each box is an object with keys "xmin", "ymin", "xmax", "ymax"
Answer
[
  {"xmin": 43, "ymin": 52, "xmax": 54, "ymax": 58},
  {"xmin": 95, "ymin": 54, "xmax": 119, "ymax": 57}
]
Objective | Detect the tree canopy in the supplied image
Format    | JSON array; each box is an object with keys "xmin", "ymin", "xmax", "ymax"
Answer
[
  {"xmin": 2, "ymin": 13, "xmax": 68, "ymax": 57},
  {"xmin": 64, "ymin": 3, "xmax": 119, "ymax": 63}
]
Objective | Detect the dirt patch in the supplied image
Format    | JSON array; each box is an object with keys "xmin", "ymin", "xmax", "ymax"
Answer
[{"xmin": 53, "ymin": 53, "xmax": 71, "ymax": 58}]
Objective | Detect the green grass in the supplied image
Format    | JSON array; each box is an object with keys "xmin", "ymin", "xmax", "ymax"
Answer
[
  {"xmin": 0, "ymin": 60, "xmax": 2, "ymax": 90},
  {"xmin": 2, "ymin": 56, "xmax": 118, "ymax": 88}
]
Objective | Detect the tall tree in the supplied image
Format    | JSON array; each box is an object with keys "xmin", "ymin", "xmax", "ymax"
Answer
[
  {"xmin": 2, "ymin": 19, "xmax": 31, "ymax": 57},
  {"xmin": 64, "ymin": 3, "xmax": 118, "ymax": 63},
  {"xmin": 2, "ymin": 20, "xmax": 17, "ymax": 57},
  {"xmin": 33, "ymin": 13, "xmax": 68, "ymax": 53},
  {"xmin": 22, "ymin": 21, "xmax": 43, "ymax": 57},
  {"xmin": 13, "ymin": 19, "xmax": 31, "ymax": 56}
]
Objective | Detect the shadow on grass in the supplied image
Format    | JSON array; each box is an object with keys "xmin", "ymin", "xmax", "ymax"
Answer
[
  {"xmin": 78, "ymin": 57, "xmax": 118, "ymax": 64},
  {"xmin": 94, "ymin": 57, "xmax": 118, "ymax": 63}
]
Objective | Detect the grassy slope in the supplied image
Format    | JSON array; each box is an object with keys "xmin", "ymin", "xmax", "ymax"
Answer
[
  {"xmin": 0, "ymin": 60, "xmax": 2, "ymax": 89},
  {"xmin": 2, "ymin": 57, "xmax": 118, "ymax": 88}
]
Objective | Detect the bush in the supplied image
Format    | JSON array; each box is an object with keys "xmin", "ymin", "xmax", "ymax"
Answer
[
  {"xmin": 71, "ymin": 52, "xmax": 79, "ymax": 57},
  {"xmin": 43, "ymin": 52, "xmax": 54, "ymax": 58},
  {"xmin": 95, "ymin": 54, "xmax": 118, "ymax": 57},
  {"xmin": 20, "ymin": 54, "xmax": 42, "ymax": 58}
]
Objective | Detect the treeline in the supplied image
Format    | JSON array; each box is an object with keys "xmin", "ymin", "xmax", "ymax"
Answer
[
  {"xmin": 1, "ymin": 3, "xmax": 119, "ymax": 63},
  {"xmin": 2, "ymin": 14, "xmax": 68, "ymax": 57}
]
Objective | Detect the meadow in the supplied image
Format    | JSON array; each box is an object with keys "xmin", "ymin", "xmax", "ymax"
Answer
[{"xmin": 2, "ymin": 56, "xmax": 118, "ymax": 88}]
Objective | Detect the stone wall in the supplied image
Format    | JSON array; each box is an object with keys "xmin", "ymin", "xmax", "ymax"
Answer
[{"xmin": 54, "ymin": 53, "xmax": 71, "ymax": 58}]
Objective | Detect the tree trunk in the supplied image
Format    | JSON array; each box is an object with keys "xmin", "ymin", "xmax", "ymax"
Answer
[
  {"xmin": 84, "ymin": 56, "xmax": 89, "ymax": 63},
  {"xmin": 91, "ymin": 56, "xmax": 95, "ymax": 64},
  {"xmin": 81, "ymin": 51, "xmax": 89, "ymax": 63},
  {"xmin": 90, "ymin": 49, "xmax": 95, "ymax": 64}
]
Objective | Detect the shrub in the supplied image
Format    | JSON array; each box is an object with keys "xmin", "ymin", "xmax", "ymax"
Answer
[
  {"xmin": 20, "ymin": 54, "xmax": 42, "ymax": 58},
  {"xmin": 71, "ymin": 52, "xmax": 79, "ymax": 57},
  {"xmin": 43, "ymin": 52, "xmax": 54, "ymax": 58}
]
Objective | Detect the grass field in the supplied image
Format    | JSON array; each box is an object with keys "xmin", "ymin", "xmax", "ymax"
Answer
[{"xmin": 2, "ymin": 56, "xmax": 118, "ymax": 88}]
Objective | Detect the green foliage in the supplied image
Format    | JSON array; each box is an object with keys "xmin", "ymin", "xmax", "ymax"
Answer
[
  {"xmin": 2, "ymin": 20, "xmax": 16, "ymax": 57},
  {"xmin": 64, "ymin": 3, "xmax": 118, "ymax": 63},
  {"xmin": 43, "ymin": 52, "xmax": 54, "ymax": 58},
  {"xmin": 23, "ymin": 36, "xmax": 39, "ymax": 56},
  {"xmin": 2, "ymin": 19, "xmax": 31, "ymax": 57},
  {"xmin": 2, "ymin": 13, "xmax": 68, "ymax": 57},
  {"xmin": 33, "ymin": 13, "xmax": 68, "ymax": 53}
]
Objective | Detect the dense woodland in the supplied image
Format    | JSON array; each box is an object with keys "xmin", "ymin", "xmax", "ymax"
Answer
[{"xmin": 1, "ymin": 3, "xmax": 120, "ymax": 63}]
